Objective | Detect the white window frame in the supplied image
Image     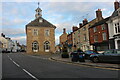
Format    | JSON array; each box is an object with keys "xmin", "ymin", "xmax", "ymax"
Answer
[
  {"xmin": 94, "ymin": 35, "xmax": 98, "ymax": 42},
  {"xmin": 83, "ymin": 27, "xmax": 86, "ymax": 31},
  {"xmin": 102, "ymin": 32, "xmax": 107, "ymax": 40},
  {"xmin": 45, "ymin": 29, "xmax": 50, "ymax": 36},
  {"xmin": 93, "ymin": 27, "xmax": 97, "ymax": 32},
  {"xmin": 101, "ymin": 24, "xmax": 106, "ymax": 30},
  {"xmin": 115, "ymin": 22, "xmax": 120, "ymax": 34},
  {"xmin": 32, "ymin": 41, "xmax": 39, "ymax": 52},
  {"xmin": 33, "ymin": 29, "xmax": 38, "ymax": 36},
  {"xmin": 84, "ymin": 34, "xmax": 87, "ymax": 41}
]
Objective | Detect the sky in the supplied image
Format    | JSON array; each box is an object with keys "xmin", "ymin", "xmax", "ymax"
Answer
[{"xmin": 0, "ymin": 0, "xmax": 116, "ymax": 45}]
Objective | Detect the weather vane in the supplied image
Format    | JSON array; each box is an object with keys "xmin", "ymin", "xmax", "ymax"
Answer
[{"xmin": 38, "ymin": 2, "xmax": 40, "ymax": 8}]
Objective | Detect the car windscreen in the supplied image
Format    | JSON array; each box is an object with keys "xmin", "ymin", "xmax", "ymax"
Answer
[
  {"xmin": 117, "ymin": 50, "xmax": 120, "ymax": 54},
  {"xmin": 85, "ymin": 51, "xmax": 96, "ymax": 54}
]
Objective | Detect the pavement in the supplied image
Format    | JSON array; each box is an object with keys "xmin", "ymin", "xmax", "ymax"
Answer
[{"xmin": 49, "ymin": 53, "xmax": 120, "ymax": 70}]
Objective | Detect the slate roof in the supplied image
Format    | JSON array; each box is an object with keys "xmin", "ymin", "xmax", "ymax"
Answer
[
  {"xmin": 111, "ymin": 7, "xmax": 120, "ymax": 18},
  {"xmin": 26, "ymin": 17, "xmax": 56, "ymax": 28},
  {"xmin": 89, "ymin": 17, "xmax": 110, "ymax": 28},
  {"xmin": 112, "ymin": 10, "xmax": 118, "ymax": 17}
]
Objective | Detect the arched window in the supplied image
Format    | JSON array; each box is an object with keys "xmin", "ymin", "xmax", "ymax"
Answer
[
  {"xmin": 32, "ymin": 41, "xmax": 39, "ymax": 52},
  {"xmin": 44, "ymin": 41, "xmax": 50, "ymax": 52}
]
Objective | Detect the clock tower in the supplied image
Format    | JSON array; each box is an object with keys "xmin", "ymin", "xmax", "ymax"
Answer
[
  {"xmin": 35, "ymin": 2, "xmax": 42, "ymax": 18},
  {"xmin": 26, "ymin": 2, "xmax": 56, "ymax": 54}
]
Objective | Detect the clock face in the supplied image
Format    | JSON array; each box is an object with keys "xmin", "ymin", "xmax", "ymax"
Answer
[{"xmin": 39, "ymin": 19, "xmax": 43, "ymax": 23}]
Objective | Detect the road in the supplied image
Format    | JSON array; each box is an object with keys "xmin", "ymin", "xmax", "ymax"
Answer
[{"xmin": 2, "ymin": 53, "xmax": 119, "ymax": 80}]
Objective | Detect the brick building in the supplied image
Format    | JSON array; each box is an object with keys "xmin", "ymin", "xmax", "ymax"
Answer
[
  {"xmin": 26, "ymin": 3, "xmax": 56, "ymax": 54},
  {"xmin": 89, "ymin": 17, "xmax": 110, "ymax": 51},
  {"xmin": 67, "ymin": 26, "xmax": 78, "ymax": 52}
]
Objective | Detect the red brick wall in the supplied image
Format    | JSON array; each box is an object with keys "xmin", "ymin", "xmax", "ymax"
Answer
[{"xmin": 89, "ymin": 23, "xmax": 109, "ymax": 45}]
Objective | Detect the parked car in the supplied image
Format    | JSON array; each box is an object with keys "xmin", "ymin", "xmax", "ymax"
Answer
[
  {"xmin": 70, "ymin": 50, "xmax": 85, "ymax": 62},
  {"xmin": 90, "ymin": 49, "xmax": 120, "ymax": 63},
  {"xmin": 84, "ymin": 50, "xmax": 99, "ymax": 59}
]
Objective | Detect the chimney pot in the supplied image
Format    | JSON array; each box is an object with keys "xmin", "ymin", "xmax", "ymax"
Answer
[
  {"xmin": 63, "ymin": 28, "xmax": 66, "ymax": 34},
  {"xmin": 96, "ymin": 9, "xmax": 103, "ymax": 21},
  {"xmin": 83, "ymin": 19, "xmax": 88, "ymax": 25},
  {"xmin": 79, "ymin": 23, "xmax": 83, "ymax": 28},
  {"xmin": 114, "ymin": 0, "xmax": 119, "ymax": 11},
  {"xmin": 72, "ymin": 26, "xmax": 78, "ymax": 32}
]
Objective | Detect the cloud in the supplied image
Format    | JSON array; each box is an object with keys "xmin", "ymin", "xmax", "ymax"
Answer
[
  {"xmin": 12, "ymin": 36, "xmax": 26, "ymax": 40},
  {"xmin": 2, "ymin": 18, "xmax": 28, "ymax": 27},
  {"xmin": 2, "ymin": 28, "xmax": 25, "ymax": 35},
  {"xmin": 1, "ymin": 2, "xmax": 114, "ymax": 45},
  {"xmin": 11, "ymin": 36, "xmax": 26, "ymax": 45}
]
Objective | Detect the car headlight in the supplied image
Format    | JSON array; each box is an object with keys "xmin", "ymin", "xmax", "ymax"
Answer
[{"xmin": 83, "ymin": 54, "xmax": 85, "ymax": 56}]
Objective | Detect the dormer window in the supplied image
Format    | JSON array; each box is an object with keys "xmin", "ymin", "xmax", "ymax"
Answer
[{"xmin": 39, "ymin": 19, "xmax": 43, "ymax": 23}]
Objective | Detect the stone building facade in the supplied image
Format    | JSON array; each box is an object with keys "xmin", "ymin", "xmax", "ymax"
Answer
[
  {"xmin": 59, "ymin": 28, "xmax": 67, "ymax": 45},
  {"xmin": 26, "ymin": 4, "xmax": 56, "ymax": 54}
]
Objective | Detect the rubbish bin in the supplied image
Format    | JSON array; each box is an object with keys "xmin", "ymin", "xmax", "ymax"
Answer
[
  {"xmin": 78, "ymin": 52, "xmax": 85, "ymax": 62},
  {"xmin": 71, "ymin": 51, "xmax": 79, "ymax": 62}
]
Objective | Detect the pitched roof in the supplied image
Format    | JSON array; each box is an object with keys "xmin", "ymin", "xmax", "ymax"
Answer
[
  {"xmin": 111, "ymin": 7, "xmax": 120, "ymax": 18},
  {"xmin": 112, "ymin": 10, "xmax": 118, "ymax": 17},
  {"xmin": 89, "ymin": 17, "xmax": 110, "ymax": 28},
  {"xmin": 26, "ymin": 17, "xmax": 56, "ymax": 28}
]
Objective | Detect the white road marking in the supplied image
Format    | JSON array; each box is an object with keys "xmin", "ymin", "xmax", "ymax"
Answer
[
  {"xmin": 7, "ymin": 55, "xmax": 10, "ymax": 58},
  {"xmin": 9, "ymin": 58, "xmax": 12, "ymax": 61},
  {"xmin": 7, "ymin": 54, "xmax": 38, "ymax": 79},
  {"xmin": 12, "ymin": 61, "xmax": 20, "ymax": 67},
  {"xmin": 23, "ymin": 69, "xmax": 39, "ymax": 80},
  {"xmin": 7, "ymin": 55, "xmax": 13, "ymax": 61}
]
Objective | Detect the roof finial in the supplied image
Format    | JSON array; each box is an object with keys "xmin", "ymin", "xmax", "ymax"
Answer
[{"xmin": 38, "ymin": 2, "xmax": 40, "ymax": 8}]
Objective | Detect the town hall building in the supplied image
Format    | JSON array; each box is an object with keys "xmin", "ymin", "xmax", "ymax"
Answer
[{"xmin": 26, "ymin": 3, "xmax": 56, "ymax": 54}]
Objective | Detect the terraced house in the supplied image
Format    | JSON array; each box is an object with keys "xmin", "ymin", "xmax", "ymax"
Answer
[
  {"xmin": 26, "ymin": 3, "xmax": 56, "ymax": 54},
  {"xmin": 107, "ymin": 1, "xmax": 120, "ymax": 49},
  {"xmin": 73, "ymin": 9, "xmax": 103, "ymax": 51},
  {"xmin": 89, "ymin": 17, "xmax": 110, "ymax": 51}
]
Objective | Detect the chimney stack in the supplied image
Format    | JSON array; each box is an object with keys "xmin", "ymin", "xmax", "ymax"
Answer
[
  {"xmin": 72, "ymin": 26, "xmax": 78, "ymax": 32},
  {"xmin": 63, "ymin": 28, "xmax": 66, "ymax": 34},
  {"xmin": 83, "ymin": 19, "xmax": 88, "ymax": 25},
  {"xmin": 1, "ymin": 33, "xmax": 5, "ymax": 37},
  {"xmin": 79, "ymin": 23, "xmax": 83, "ymax": 28},
  {"xmin": 96, "ymin": 9, "xmax": 103, "ymax": 21},
  {"xmin": 114, "ymin": 0, "xmax": 119, "ymax": 11}
]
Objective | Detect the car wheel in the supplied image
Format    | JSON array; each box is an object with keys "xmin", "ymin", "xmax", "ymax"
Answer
[{"xmin": 92, "ymin": 57, "xmax": 99, "ymax": 63}]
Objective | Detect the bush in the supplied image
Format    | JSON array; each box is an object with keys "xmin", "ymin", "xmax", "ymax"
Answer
[{"xmin": 61, "ymin": 52, "xmax": 69, "ymax": 58}]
